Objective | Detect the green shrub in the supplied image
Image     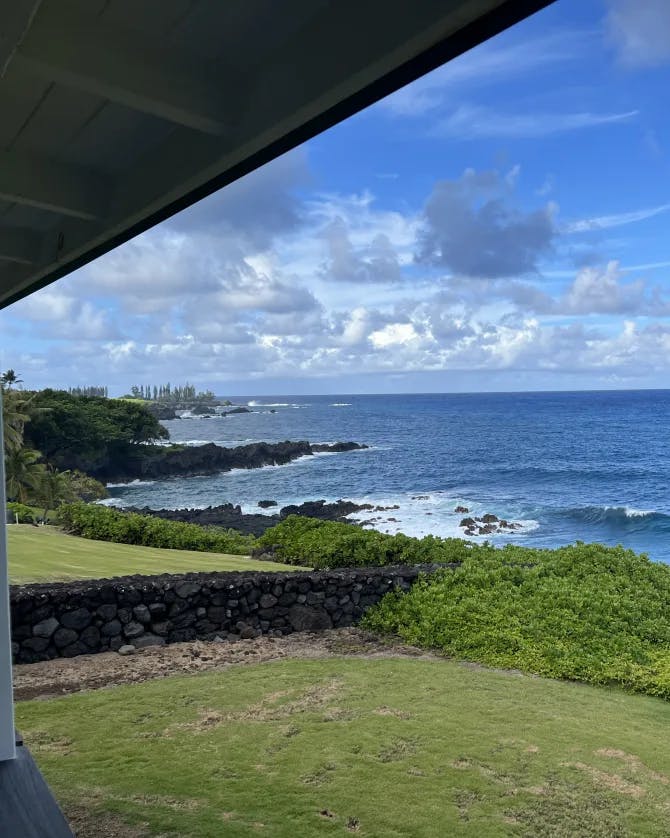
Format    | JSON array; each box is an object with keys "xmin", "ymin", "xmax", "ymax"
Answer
[
  {"xmin": 363, "ymin": 541, "xmax": 670, "ymax": 699},
  {"xmin": 58, "ymin": 502, "xmax": 254, "ymax": 556},
  {"xmin": 256, "ymin": 515, "xmax": 490, "ymax": 568},
  {"xmin": 7, "ymin": 501, "xmax": 36, "ymax": 524}
]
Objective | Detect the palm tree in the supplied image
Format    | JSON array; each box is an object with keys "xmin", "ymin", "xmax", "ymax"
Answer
[
  {"xmin": 0, "ymin": 369, "xmax": 22, "ymax": 390},
  {"xmin": 5, "ymin": 447, "xmax": 45, "ymax": 504},
  {"xmin": 1, "ymin": 389, "xmax": 31, "ymax": 456},
  {"xmin": 34, "ymin": 468, "xmax": 73, "ymax": 521}
]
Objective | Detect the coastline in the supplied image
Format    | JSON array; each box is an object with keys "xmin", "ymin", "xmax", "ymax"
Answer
[
  {"xmin": 100, "ymin": 392, "xmax": 670, "ymax": 562},
  {"xmin": 98, "ymin": 439, "xmax": 368, "ymax": 484}
]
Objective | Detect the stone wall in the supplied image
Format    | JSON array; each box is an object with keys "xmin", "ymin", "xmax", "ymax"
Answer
[{"xmin": 10, "ymin": 564, "xmax": 450, "ymax": 664}]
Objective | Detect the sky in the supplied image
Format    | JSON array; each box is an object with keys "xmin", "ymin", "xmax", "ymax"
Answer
[{"xmin": 3, "ymin": 0, "xmax": 670, "ymax": 396}]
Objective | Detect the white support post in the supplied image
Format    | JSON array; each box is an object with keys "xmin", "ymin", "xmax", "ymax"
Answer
[{"xmin": 0, "ymin": 388, "xmax": 16, "ymax": 760}]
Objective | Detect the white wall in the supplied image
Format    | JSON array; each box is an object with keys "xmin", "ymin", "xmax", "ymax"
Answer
[{"xmin": 0, "ymin": 390, "xmax": 16, "ymax": 760}]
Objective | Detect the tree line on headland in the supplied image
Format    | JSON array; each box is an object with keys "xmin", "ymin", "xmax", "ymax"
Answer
[
  {"xmin": 1, "ymin": 374, "xmax": 344, "ymax": 516},
  {"xmin": 2, "ymin": 373, "xmax": 168, "ymax": 519},
  {"xmin": 124, "ymin": 382, "xmax": 226, "ymax": 406}
]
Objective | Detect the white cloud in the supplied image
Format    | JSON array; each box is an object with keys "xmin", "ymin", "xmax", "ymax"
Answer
[
  {"xmin": 9, "ymin": 290, "xmax": 119, "ymax": 340},
  {"xmin": 380, "ymin": 30, "xmax": 589, "ymax": 117},
  {"xmin": 606, "ymin": 0, "xmax": 670, "ymax": 67},
  {"xmin": 417, "ymin": 168, "xmax": 555, "ymax": 278},
  {"xmin": 565, "ymin": 203, "xmax": 670, "ymax": 233},
  {"xmin": 434, "ymin": 105, "xmax": 638, "ymax": 140},
  {"xmin": 6, "ymin": 148, "xmax": 670, "ymax": 394},
  {"xmin": 319, "ymin": 217, "xmax": 402, "ymax": 285},
  {"xmin": 369, "ymin": 322, "xmax": 420, "ymax": 349},
  {"xmin": 563, "ymin": 262, "xmax": 647, "ymax": 314}
]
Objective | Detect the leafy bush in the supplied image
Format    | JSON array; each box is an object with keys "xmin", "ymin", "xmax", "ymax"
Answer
[
  {"xmin": 7, "ymin": 501, "xmax": 36, "ymax": 524},
  {"xmin": 363, "ymin": 541, "xmax": 670, "ymax": 699},
  {"xmin": 256, "ymin": 515, "xmax": 490, "ymax": 568},
  {"xmin": 58, "ymin": 503, "xmax": 254, "ymax": 556},
  {"xmin": 65, "ymin": 470, "xmax": 109, "ymax": 503}
]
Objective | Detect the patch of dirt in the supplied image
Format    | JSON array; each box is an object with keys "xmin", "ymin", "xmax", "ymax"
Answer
[
  {"xmin": 28, "ymin": 730, "xmax": 74, "ymax": 755},
  {"xmin": 170, "ymin": 678, "xmax": 344, "ymax": 735},
  {"xmin": 565, "ymin": 762, "xmax": 647, "ymax": 799},
  {"xmin": 63, "ymin": 804, "xmax": 152, "ymax": 838},
  {"xmin": 300, "ymin": 762, "xmax": 338, "ymax": 786},
  {"xmin": 374, "ymin": 705, "xmax": 411, "ymax": 719},
  {"xmin": 595, "ymin": 748, "xmax": 669, "ymax": 785},
  {"xmin": 322, "ymin": 706, "xmax": 359, "ymax": 722},
  {"xmin": 13, "ymin": 628, "xmax": 442, "ymax": 702},
  {"xmin": 451, "ymin": 758, "xmax": 471, "ymax": 770},
  {"xmin": 513, "ymin": 774, "xmax": 629, "ymax": 838},
  {"xmin": 112, "ymin": 793, "xmax": 201, "ymax": 812},
  {"xmin": 377, "ymin": 736, "xmax": 419, "ymax": 763},
  {"xmin": 455, "ymin": 789, "xmax": 483, "ymax": 822}
]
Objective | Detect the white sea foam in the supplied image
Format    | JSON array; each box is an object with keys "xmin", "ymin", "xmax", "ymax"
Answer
[
  {"xmin": 343, "ymin": 491, "xmax": 537, "ymax": 540},
  {"xmin": 96, "ymin": 497, "xmax": 129, "ymax": 507},
  {"xmin": 247, "ymin": 401, "xmax": 309, "ymax": 408},
  {"xmin": 617, "ymin": 506, "xmax": 654, "ymax": 518},
  {"xmin": 330, "ymin": 403, "xmax": 352, "ymax": 407},
  {"xmin": 106, "ymin": 478, "xmax": 156, "ymax": 488},
  {"xmin": 178, "ymin": 439, "xmax": 215, "ymax": 446}
]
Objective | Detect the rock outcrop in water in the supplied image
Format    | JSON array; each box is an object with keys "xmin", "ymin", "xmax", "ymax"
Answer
[
  {"xmin": 104, "ymin": 440, "xmax": 368, "ymax": 484},
  {"xmin": 145, "ymin": 403, "xmax": 178, "ymax": 420},
  {"xmin": 220, "ymin": 406, "xmax": 252, "ymax": 416},
  {"xmin": 459, "ymin": 513, "xmax": 523, "ymax": 537},
  {"xmin": 311, "ymin": 441, "xmax": 366, "ymax": 453}
]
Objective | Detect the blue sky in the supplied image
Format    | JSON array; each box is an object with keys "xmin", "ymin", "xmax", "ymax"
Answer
[{"xmin": 3, "ymin": 0, "xmax": 670, "ymax": 395}]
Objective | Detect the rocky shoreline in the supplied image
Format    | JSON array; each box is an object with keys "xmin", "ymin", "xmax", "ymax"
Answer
[
  {"xmin": 103, "ymin": 440, "xmax": 368, "ymax": 483},
  {"xmin": 128, "ymin": 498, "xmax": 396, "ymax": 537},
  {"xmin": 127, "ymin": 499, "xmax": 525, "ymax": 540}
]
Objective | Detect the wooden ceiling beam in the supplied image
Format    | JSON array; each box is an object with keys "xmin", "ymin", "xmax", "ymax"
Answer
[{"xmin": 13, "ymin": 0, "xmax": 238, "ymax": 135}]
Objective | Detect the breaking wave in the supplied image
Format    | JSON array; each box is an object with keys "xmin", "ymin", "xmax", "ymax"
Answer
[{"xmin": 563, "ymin": 505, "xmax": 670, "ymax": 532}]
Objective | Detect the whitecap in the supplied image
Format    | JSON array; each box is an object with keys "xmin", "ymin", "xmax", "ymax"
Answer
[{"xmin": 106, "ymin": 478, "xmax": 156, "ymax": 488}]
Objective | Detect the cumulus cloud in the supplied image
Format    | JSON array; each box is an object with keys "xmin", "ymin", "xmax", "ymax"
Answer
[
  {"xmin": 606, "ymin": 0, "xmax": 670, "ymax": 67},
  {"xmin": 9, "ymin": 290, "xmax": 120, "ymax": 340},
  {"xmin": 5, "ymin": 146, "xmax": 670, "ymax": 393},
  {"xmin": 430, "ymin": 262, "xmax": 670, "ymax": 318},
  {"xmin": 320, "ymin": 217, "xmax": 402, "ymax": 284},
  {"xmin": 166, "ymin": 149, "xmax": 309, "ymax": 247},
  {"xmin": 562, "ymin": 262, "xmax": 647, "ymax": 314},
  {"xmin": 416, "ymin": 168, "xmax": 555, "ymax": 278}
]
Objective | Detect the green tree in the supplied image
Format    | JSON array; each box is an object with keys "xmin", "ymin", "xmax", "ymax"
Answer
[
  {"xmin": 34, "ymin": 467, "xmax": 73, "ymax": 521},
  {"xmin": 0, "ymin": 369, "xmax": 22, "ymax": 390},
  {"xmin": 5, "ymin": 447, "xmax": 46, "ymax": 503},
  {"xmin": 1, "ymin": 388, "xmax": 32, "ymax": 456},
  {"xmin": 64, "ymin": 470, "xmax": 108, "ymax": 503},
  {"xmin": 23, "ymin": 389, "xmax": 169, "ymax": 475}
]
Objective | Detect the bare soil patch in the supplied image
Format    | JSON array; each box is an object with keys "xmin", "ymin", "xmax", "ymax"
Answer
[{"xmin": 13, "ymin": 628, "xmax": 439, "ymax": 702}]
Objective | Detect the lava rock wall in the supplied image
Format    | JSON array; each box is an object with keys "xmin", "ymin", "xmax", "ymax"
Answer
[{"xmin": 10, "ymin": 564, "xmax": 449, "ymax": 664}]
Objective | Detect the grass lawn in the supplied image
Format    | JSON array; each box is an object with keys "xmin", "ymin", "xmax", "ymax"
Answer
[
  {"xmin": 7, "ymin": 525, "xmax": 305, "ymax": 584},
  {"xmin": 16, "ymin": 657, "xmax": 670, "ymax": 837}
]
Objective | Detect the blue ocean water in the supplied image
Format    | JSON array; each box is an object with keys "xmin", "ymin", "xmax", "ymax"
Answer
[{"xmin": 107, "ymin": 391, "xmax": 670, "ymax": 563}]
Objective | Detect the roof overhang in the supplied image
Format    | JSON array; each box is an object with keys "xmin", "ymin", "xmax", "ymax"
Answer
[{"xmin": 0, "ymin": 0, "xmax": 553, "ymax": 310}]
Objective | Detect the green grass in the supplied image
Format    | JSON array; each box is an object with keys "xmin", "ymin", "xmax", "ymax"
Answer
[
  {"xmin": 7, "ymin": 525, "xmax": 305, "ymax": 584},
  {"xmin": 16, "ymin": 657, "xmax": 670, "ymax": 837}
]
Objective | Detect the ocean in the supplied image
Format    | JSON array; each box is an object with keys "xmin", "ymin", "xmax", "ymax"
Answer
[{"xmin": 106, "ymin": 390, "xmax": 670, "ymax": 563}]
